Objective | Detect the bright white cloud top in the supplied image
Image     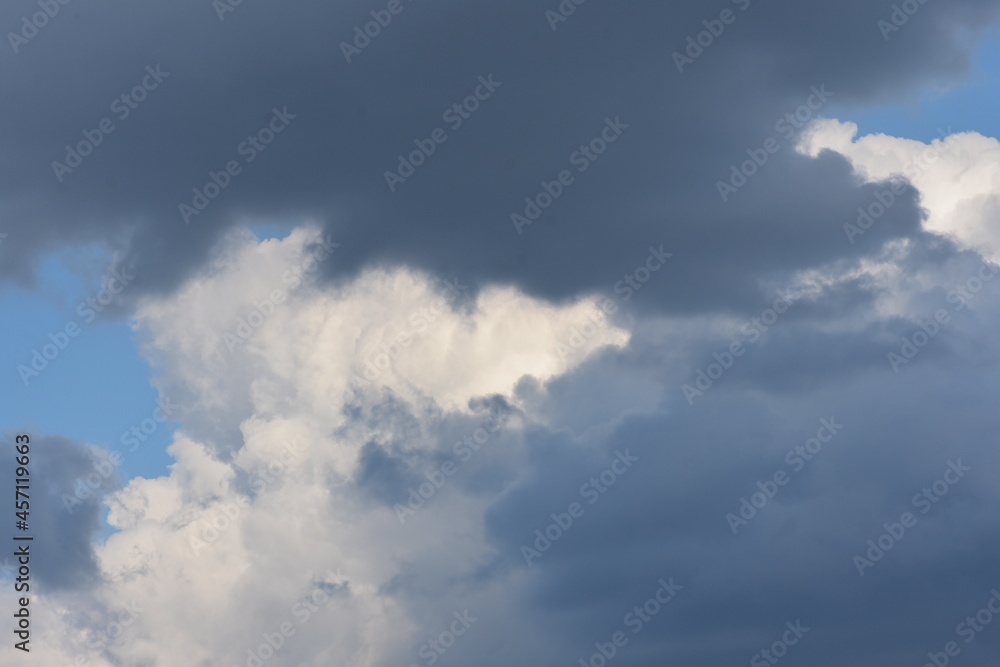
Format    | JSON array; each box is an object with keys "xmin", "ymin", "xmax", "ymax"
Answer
[{"xmin": 30, "ymin": 227, "xmax": 631, "ymax": 666}]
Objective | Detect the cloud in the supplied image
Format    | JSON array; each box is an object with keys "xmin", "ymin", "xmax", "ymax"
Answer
[
  {"xmin": 0, "ymin": 434, "xmax": 116, "ymax": 592},
  {"xmin": 800, "ymin": 119, "xmax": 1000, "ymax": 259},
  {"xmin": 7, "ymin": 1, "xmax": 1000, "ymax": 665},
  {"xmin": 2, "ymin": 0, "xmax": 1000, "ymax": 317},
  {"xmin": 23, "ymin": 228, "xmax": 631, "ymax": 665}
]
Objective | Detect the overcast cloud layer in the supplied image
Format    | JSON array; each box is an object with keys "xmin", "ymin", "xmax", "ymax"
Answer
[{"xmin": 4, "ymin": 1, "xmax": 1000, "ymax": 666}]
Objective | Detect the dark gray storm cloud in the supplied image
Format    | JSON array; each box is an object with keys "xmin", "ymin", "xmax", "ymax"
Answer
[
  {"xmin": 464, "ymin": 340, "xmax": 1000, "ymax": 666},
  {"xmin": 0, "ymin": 433, "xmax": 118, "ymax": 591},
  {"xmin": 1, "ymin": 0, "xmax": 997, "ymax": 316}
]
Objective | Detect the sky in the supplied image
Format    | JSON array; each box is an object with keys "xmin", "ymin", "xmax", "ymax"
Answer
[
  {"xmin": 845, "ymin": 36, "xmax": 1000, "ymax": 141},
  {"xmin": 2, "ymin": 1, "xmax": 1000, "ymax": 666}
]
